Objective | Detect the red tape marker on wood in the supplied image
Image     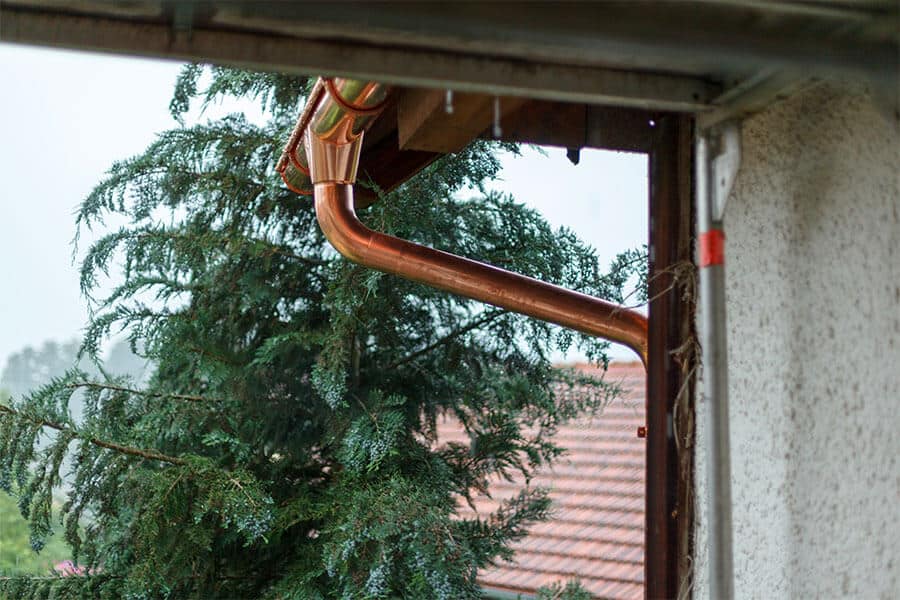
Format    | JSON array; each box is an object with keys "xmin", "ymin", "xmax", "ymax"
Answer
[{"xmin": 699, "ymin": 229, "xmax": 725, "ymax": 267}]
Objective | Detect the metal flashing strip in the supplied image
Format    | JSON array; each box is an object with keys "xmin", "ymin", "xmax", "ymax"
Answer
[{"xmin": 0, "ymin": 5, "xmax": 718, "ymax": 112}]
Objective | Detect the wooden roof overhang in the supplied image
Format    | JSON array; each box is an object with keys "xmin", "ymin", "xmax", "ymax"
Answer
[{"xmin": 350, "ymin": 89, "xmax": 661, "ymax": 205}]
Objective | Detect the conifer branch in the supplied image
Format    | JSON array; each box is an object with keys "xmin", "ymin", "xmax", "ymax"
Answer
[
  {"xmin": 65, "ymin": 382, "xmax": 219, "ymax": 404},
  {"xmin": 133, "ymin": 230, "xmax": 328, "ymax": 268},
  {"xmin": 386, "ymin": 310, "xmax": 504, "ymax": 370},
  {"xmin": 266, "ymin": 246, "xmax": 329, "ymax": 268},
  {"xmin": 187, "ymin": 344, "xmax": 240, "ymax": 366},
  {"xmin": 0, "ymin": 404, "xmax": 185, "ymax": 465}
]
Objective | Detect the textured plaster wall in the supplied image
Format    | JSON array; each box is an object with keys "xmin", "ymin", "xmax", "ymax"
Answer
[{"xmin": 694, "ymin": 83, "xmax": 900, "ymax": 598}]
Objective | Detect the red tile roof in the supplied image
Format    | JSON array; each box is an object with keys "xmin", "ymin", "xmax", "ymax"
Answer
[{"xmin": 438, "ymin": 362, "xmax": 645, "ymax": 599}]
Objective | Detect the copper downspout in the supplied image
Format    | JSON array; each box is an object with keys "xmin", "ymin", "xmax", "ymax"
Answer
[
  {"xmin": 315, "ymin": 183, "xmax": 648, "ymax": 363},
  {"xmin": 284, "ymin": 78, "xmax": 648, "ymax": 365}
]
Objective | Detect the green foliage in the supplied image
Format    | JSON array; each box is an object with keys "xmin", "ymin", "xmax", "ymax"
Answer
[
  {"xmin": 1, "ymin": 338, "xmax": 149, "ymax": 425},
  {"xmin": 604, "ymin": 245, "xmax": 649, "ymax": 307},
  {"xmin": 535, "ymin": 579, "xmax": 593, "ymax": 600},
  {"xmin": 0, "ymin": 65, "xmax": 646, "ymax": 598}
]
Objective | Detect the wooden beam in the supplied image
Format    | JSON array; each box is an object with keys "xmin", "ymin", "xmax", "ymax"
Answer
[
  {"xmin": 490, "ymin": 101, "xmax": 658, "ymax": 154},
  {"xmin": 493, "ymin": 101, "xmax": 588, "ymax": 150},
  {"xmin": 585, "ymin": 105, "xmax": 657, "ymax": 153},
  {"xmin": 397, "ymin": 88, "xmax": 524, "ymax": 153},
  {"xmin": 355, "ymin": 131, "xmax": 440, "ymax": 207}
]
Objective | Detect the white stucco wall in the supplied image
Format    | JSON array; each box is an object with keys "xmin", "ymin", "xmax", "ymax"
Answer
[{"xmin": 694, "ymin": 83, "xmax": 900, "ymax": 598}]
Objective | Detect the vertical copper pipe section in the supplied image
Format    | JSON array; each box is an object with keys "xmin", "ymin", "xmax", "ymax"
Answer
[{"xmin": 313, "ymin": 182, "xmax": 648, "ymax": 365}]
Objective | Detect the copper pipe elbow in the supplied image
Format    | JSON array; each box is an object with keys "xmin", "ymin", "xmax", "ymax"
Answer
[{"xmin": 314, "ymin": 182, "xmax": 648, "ymax": 365}]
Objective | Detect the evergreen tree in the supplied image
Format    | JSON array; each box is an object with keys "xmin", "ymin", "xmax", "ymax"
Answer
[{"xmin": 0, "ymin": 66, "xmax": 643, "ymax": 599}]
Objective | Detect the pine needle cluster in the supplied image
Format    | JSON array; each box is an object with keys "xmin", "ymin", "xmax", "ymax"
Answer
[{"xmin": 1, "ymin": 66, "xmax": 644, "ymax": 599}]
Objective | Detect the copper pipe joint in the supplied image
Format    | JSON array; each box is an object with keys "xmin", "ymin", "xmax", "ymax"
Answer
[
  {"xmin": 277, "ymin": 78, "xmax": 390, "ymax": 194},
  {"xmin": 314, "ymin": 182, "xmax": 648, "ymax": 365},
  {"xmin": 305, "ymin": 130, "xmax": 364, "ymax": 185}
]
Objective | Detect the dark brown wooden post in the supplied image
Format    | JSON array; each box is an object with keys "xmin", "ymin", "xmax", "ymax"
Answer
[{"xmin": 646, "ymin": 114, "xmax": 695, "ymax": 599}]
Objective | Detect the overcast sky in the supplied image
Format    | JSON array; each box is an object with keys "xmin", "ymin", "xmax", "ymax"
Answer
[{"xmin": 0, "ymin": 44, "xmax": 647, "ymax": 368}]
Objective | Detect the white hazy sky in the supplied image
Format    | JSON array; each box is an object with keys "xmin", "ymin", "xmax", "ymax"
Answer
[{"xmin": 0, "ymin": 44, "xmax": 647, "ymax": 368}]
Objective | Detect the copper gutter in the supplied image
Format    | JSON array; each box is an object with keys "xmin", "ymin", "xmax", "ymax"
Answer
[
  {"xmin": 283, "ymin": 78, "xmax": 648, "ymax": 365},
  {"xmin": 276, "ymin": 80, "xmax": 323, "ymax": 195}
]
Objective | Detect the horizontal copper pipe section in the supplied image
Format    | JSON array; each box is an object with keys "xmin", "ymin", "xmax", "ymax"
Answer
[{"xmin": 314, "ymin": 182, "xmax": 648, "ymax": 365}]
